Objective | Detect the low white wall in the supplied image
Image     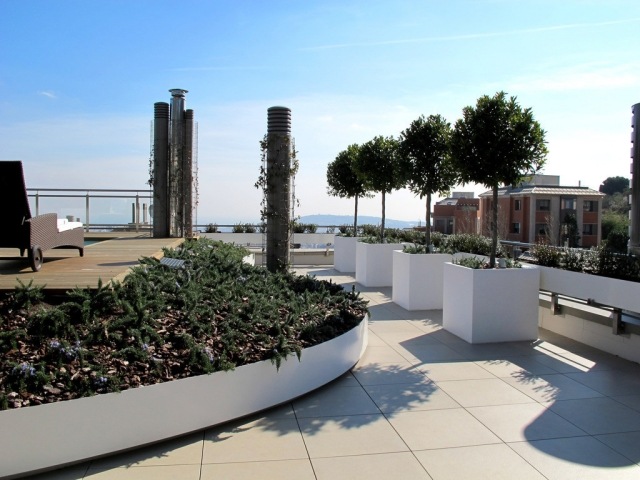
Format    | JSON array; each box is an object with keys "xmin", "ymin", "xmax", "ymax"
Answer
[
  {"xmin": 201, "ymin": 232, "xmax": 334, "ymax": 246},
  {"xmin": 539, "ymin": 304, "xmax": 640, "ymax": 364}
]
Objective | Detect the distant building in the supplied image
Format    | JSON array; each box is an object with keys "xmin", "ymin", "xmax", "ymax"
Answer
[
  {"xmin": 478, "ymin": 175, "xmax": 605, "ymax": 247},
  {"xmin": 433, "ymin": 193, "xmax": 479, "ymax": 235}
]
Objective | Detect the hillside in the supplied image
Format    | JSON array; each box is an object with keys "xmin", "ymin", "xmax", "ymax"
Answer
[{"xmin": 299, "ymin": 214, "xmax": 418, "ymax": 229}]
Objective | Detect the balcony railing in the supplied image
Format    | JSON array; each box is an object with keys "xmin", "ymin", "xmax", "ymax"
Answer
[{"xmin": 27, "ymin": 188, "xmax": 152, "ymax": 233}]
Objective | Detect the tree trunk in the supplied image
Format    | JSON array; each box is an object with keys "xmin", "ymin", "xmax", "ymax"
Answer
[
  {"xmin": 353, "ymin": 195, "xmax": 359, "ymax": 234},
  {"xmin": 425, "ymin": 193, "xmax": 432, "ymax": 246},
  {"xmin": 381, "ymin": 191, "xmax": 386, "ymax": 242},
  {"xmin": 490, "ymin": 184, "xmax": 498, "ymax": 268}
]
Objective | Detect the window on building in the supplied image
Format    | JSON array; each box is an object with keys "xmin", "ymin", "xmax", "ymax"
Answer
[
  {"xmin": 583, "ymin": 200, "xmax": 596, "ymax": 212},
  {"xmin": 536, "ymin": 199, "xmax": 550, "ymax": 211},
  {"xmin": 535, "ymin": 224, "xmax": 548, "ymax": 237},
  {"xmin": 583, "ymin": 224, "xmax": 597, "ymax": 235},
  {"xmin": 512, "ymin": 222, "xmax": 520, "ymax": 234},
  {"xmin": 514, "ymin": 199, "xmax": 522, "ymax": 211},
  {"xmin": 561, "ymin": 198, "xmax": 576, "ymax": 210}
]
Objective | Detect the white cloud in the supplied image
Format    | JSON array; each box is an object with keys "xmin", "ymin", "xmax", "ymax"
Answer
[
  {"xmin": 38, "ymin": 91, "xmax": 57, "ymax": 99},
  {"xmin": 508, "ymin": 62, "xmax": 640, "ymax": 93}
]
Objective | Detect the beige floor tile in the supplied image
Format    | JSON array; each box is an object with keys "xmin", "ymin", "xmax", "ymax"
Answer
[
  {"xmin": 88, "ymin": 432, "xmax": 203, "ymax": 469},
  {"xmin": 392, "ymin": 343, "xmax": 467, "ymax": 363},
  {"xmin": 447, "ymin": 341, "xmax": 535, "ymax": 360},
  {"xmin": 298, "ymin": 414, "xmax": 408, "ymax": 458},
  {"xmin": 415, "ymin": 443, "xmax": 546, "ymax": 480},
  {"xmin": 613, "ymin": 394, "xmax": 640, "ymax": 413},
  {"xmin": 365, "ymin": 381, "xmax": 460, "ymax": 414},
  {"xmin": 474, "ymin": 357, "xmax": 559, "ymax": 377},
  {"xmin": 293, "ymin": 384, "xmax": 380, "ymax": 417},
  {"xmin": 509, "ymin": 436, "xmax": 640, "ymax": 479},
  {"xmin": 596, "ymin": 431, "xmax": 640, "ymax": 465},
  {"xmin": 351, "ymin": 362, "xmax": 429, "ymax": 386},
  {"xmin": 406, "ymin": 316, "xmax": 444, "ymax": 333},
  {"xmin": 366, "ymin": 330, "xmax": 388, "ymax": 346},
  {"xmin": 313, "ymin": 452, "xmax": 432, "ymax": 480},
  {"xmin": 387, "ymin": 408, "xmax": 500, "ymax": 450},
  {"xmin": 22, "ymin": 465, "xmax": 90, "ymax": 480},
  {"xmin": 202, "ymin": 416, "xmax": 307, "ymax": 463},
  {"xmin": 531, "ymin": 351, "xmax": 598, "ymax": 374},
  {"xmin": 565, "ymin": 370, "xmax": 640, "ymax": 396},
  {"xmin": 374, "ymin": 330, "xmax": 443, "ymax": 346},
  {"xmin": 467, "ymin": 403, "xmax": 587, "ymax": 442},
  {"xmin": 357, "ymin": 345, "xmax": 412, "ymax": 365},
  {"xmin": 436, "ymin": 378, "xmax": 537, "ymax": 407},
  {"xmin": 548, "ymin": 397, "xmax": 640, "ymax": 435},
  {"xmin": 369, "ymin": 320, "xmax": 423, "ymax": 334},
  {"xmin": 200, "ymin": 459, "xmax": 315, "ymax": 480},
  {"xmin": 84, "ymin": 464, "xmax": 202, "ymax": 479},
  {"xmin": 501, "ymin": 373, "xmax": 604, "ymax": 403},
  {"xmin": 330, "ymin": 371, "xmax": 361, "ymax": 387},
  {"xmin": 417, "ymin": 361, "xmax": 496, "ymax": 381}
]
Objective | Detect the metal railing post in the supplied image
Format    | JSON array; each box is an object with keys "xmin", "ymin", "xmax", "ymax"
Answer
[
  {"xmin": 135, "ymin": 194, "xmax": 140, "ymax": 233},
  {"xmin": 85, "ymin": 193, "xmax": 90, "ymax": 231}
]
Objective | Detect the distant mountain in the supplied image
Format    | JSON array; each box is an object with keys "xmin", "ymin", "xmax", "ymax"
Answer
[{"xmin": 299, "ymin": 214, "xmax": 418, "ymax": 229}]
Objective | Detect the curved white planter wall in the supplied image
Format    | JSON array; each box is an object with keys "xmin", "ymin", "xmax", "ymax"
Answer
[{"xmin": 0, "ymin": 318, "xmax": 368, "ymax": 479}]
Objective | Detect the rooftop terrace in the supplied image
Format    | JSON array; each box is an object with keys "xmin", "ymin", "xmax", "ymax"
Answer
[{"xmin": 11, "ymin": 264, "xmax": 640, "ymax": 480}]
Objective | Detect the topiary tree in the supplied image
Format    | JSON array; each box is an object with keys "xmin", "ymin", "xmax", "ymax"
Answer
[
  {"xmin": 399, "ymin": 114, "xmax": 457, "ymax": 247},
  {"xmin": 451, "ymin": 91, "xmax": 548, "ymax": 267},
  {"xmin": 354, "ymin": 135, "xmax": 406, "ymax": 242},
  {"xmin": 599, "ymin": 176, "xmax": 629, "ymax": 196},
  {"xmin": 326, "ymin": 144, "xmax": 370, "ymax": 234}
]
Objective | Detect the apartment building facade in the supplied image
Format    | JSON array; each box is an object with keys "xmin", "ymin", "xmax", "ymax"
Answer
[
  {"xmin": 478, "ymin": 176, "xmax": 604, "ymax": 247},
  {"xmin": 432, "ymin": 192, "xmax": 479, "ymax": 235}
]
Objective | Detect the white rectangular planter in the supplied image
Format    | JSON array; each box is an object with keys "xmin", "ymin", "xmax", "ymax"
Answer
[
  {"xmin": 356, "ymin": 241, "xmax": 405, "ymax": 287},
  {"xmin": 392, "ymin": 251, "xmax": 452, "ymax": 310},
  {"xmin": 333, "ymin": 235, "xmax": 359, "ymax": 272},
  {"xmin": 443, "ymin": 263, "xmax": 540, "ymax": 343},
  {"xmin": 537, "ymin": 265, "xmax": 640, "ymax": 313}
]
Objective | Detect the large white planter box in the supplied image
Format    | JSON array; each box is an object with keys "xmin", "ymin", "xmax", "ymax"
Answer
[
  {"xmin": 443, "ymin": 263, "xmax": 540, "ymax": 343},
  {"xmin": 536, "ymin": 265, "xmax": 640, "ymax": 313},
  {"xmin": 0, "ymin": 318, "xmax": 368, "ymax": 479},
  {"xmin": 356, "ymin": 241, "xmax": 405, "ymax": 287},
  {"xmin": 333, "ymin": 235, "xmax": 360, "ymax": 272},
  {"xmin": 392, "ymin": 251, "xmax": 452, "ymax": 310}
]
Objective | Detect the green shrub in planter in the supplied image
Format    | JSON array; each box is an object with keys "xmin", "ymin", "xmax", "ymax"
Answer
[
  {"xmin": 360, "ymin": 224, "xmax": 379, "ymax": 237},
  {"xmin": 531, "ymin": 243, "xmax": 562, "ymax": 267},
  {"xmin": 244, "ymin": 223, "xmax": 256, "ymax": 233},
  {"xmin": 0, "ymin": 239, "xmax": 369, "ymax": 410},
  {"xmin": 232, "ymin": 223, "xmax": 245, "ymax": 233},
  {"xmin": 431, "ymin": 231, "xmax": 445, "ymax": 249},
  {"xmin": 443, "ymin": 234, "xmax": 503, "ymax": 257}
]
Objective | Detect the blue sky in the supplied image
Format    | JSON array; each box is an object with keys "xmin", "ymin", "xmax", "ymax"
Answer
[{"xmin": 2, "ymin": 0, "xmax": 639, "ymax": 225}]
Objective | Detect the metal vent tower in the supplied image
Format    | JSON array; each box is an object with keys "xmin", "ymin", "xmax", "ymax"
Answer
[{"xmin": 152, "ymin": 89, "xmax": 195, "ymax": 238}]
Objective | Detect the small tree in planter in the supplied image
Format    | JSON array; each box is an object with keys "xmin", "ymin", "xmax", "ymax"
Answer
[
  {"xmin": 327, "ymin": 144, "xmax": 370, "ymax": 235},
  {"xmin": 451, "ymin": 91, "xmax": 548, "ymax": 267},
  {"xmin": 399, "ymin": 114, "xmax": 457, "ymax": 248},
  {"xmin": 354, "ymin": 136, "xmax": 407, "ymax": 242}
]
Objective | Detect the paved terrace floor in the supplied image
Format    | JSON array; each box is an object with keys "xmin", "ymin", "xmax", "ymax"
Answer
[{"xmin": 18, "ymin": 267, "xmax": 640, "ymax": 480}]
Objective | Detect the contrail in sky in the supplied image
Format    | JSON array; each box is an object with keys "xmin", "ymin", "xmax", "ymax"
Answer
[{"xmin": 301, "ymin": 17, "xmax": 640, "ymax": 51}]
